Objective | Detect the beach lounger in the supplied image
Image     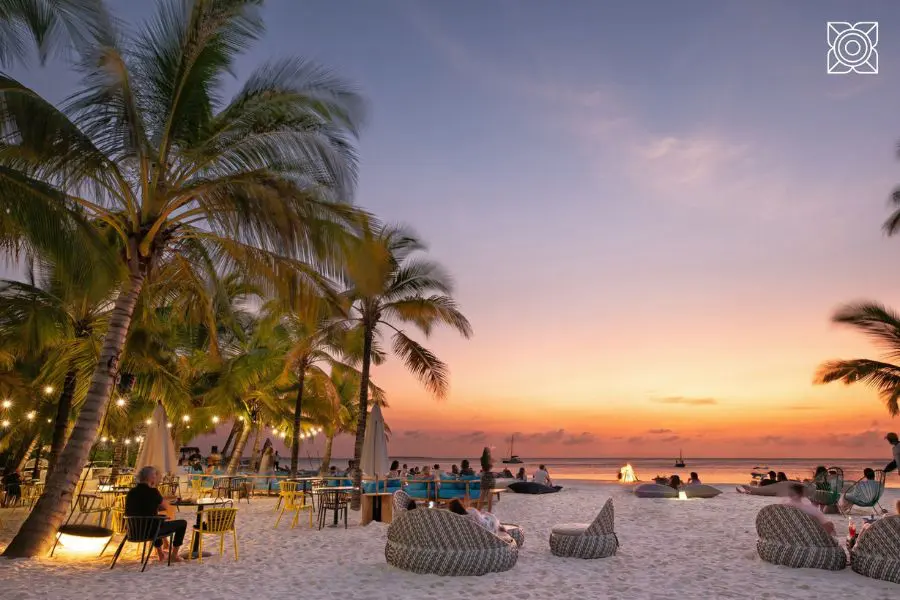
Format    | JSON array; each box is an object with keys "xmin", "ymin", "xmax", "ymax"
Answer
[
  {"xmin": 549, "ymin": 498, "xmax": 618, "ymax": 559},
  {"xmin": 385, "ymin": 508, "xmax": 518, "ymax": 576},
  {"xmin": 755, "ymin": 505, "xmax": 846, "ymax": 571},
  {"xmin": 850, "ymin": 515, "xmax": 900, "ymax": 584}
]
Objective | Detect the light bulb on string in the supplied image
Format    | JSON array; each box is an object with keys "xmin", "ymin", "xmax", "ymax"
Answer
[
  {"xmin": 101, "ymin": 436, "xmax": 108, "ymax": 443},
  {"xmin": 1, "ymin": 420, "xmax": 9, "ymax": 428},
  {"xmin": 46, "ymin": 418, "xmax": 52, "ymax": 423},
  {"xmin": 145, "ymin": 419, "xmax": 152, "ymax": 425},
  {"xmin": 116, "ymin": 397, "xmax": 126, "ymax": 407},
  {"xmin": 166, "ymin": 423, "xmax": 172, "ymax": 429},
  {"xmin": 43, "ymin": 385, "xmax": 54, "ymax": 395},
  {"xmin": 26, "ymin": 411, "xmax": 35, "ymax": 421},
  {"xmin": 1, "ymin": 399, "xmax": 11, "ymax": 409},
  {"xmin": 212, "ymin": 416, "xmax": 220, "ymax": 424},
  {"xmin": 238, "ymin": 416, "xmax": 244, "ymax": 421},
  {"xmin": 181, "ymin": 415, "xmax": 190, "ymax": 423},
  {"xmin": 124, "ymin": 438, "xmax": 131, "ymax": 445}
]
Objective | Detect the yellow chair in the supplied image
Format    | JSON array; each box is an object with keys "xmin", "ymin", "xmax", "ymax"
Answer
[
  {"xmin": 189, "ymin": 507, "xmax": 238, "ymax": 563},
  {"xmin": 274, "ymin": 483, "xmax": 313, "ymax": 529},
  {"xmin": 275, "ymin": 480, "xmax": 297, "ymax": 512},
  {"xmin": 115, "ymin": 474, "xmax": 134, "ymax": 488}
]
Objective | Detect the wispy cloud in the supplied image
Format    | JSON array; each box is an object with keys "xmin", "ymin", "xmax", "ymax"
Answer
[
  {"xmin": 562, "ymin": 432, "xmax": 598, "ymax": 446},
  {"xmin": 648, "ymin": 428, "xmax": 674, "ymax": 434},
  {"xmin": 652, "ymin": 396, "xmax": 719, "ymax": 406}
]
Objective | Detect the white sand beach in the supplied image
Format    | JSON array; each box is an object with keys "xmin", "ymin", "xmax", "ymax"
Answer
[{"xmin": 1, "ymin": 480, "xmax": 898, "ymax": 600}]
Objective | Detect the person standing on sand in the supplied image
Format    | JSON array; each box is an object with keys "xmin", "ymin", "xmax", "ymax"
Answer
[{"xmin": 884, "ymin": 432, "xmax": 900, "ymax": 477}]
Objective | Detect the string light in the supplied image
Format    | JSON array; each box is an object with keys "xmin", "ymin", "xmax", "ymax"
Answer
[
  {"xmin": 101, "ymin": 436, "xmax": 108, "ymax": 443},
  {"xmin": 212, "ymin": 416, "xmax": 220, "ymax": 424},
  {"xmin": 181, "ymin": 415, "xmax": 190, "ymax": 423},
  {"xmin": 26, "ymin": 411, "xmax": 35, "ymax": 421},
  {"xmin": 46, "ymin": 418, "xmax": 52, "ymax": 423},
  {"xmin": 166, "ymin": 423, "xmax": 172, "ymax": 429},
  {"xmin": 1, "ymin": 420, "xmax": 9, "ymax": 428},
  {"xmin": 136, "ymin": 436, "xmax": 143, "ymax": 443},
  {"xmin": 124, "ymin": 438, "xmax": 131, "ymax": 445},
  {"xmin": 43, "ymin": 385, "xmax": 54, "ymax": 395},
  {"xmin": 116, "ymin": 398, "xmax": 126, "ymax": 407},
  {"xmin": 1, "ymin": 399, "xmax": 11, "ymax": 409},
  {"xmin": 145, "ymin": 419, "xmax": 152, "ymax": 425},
  {"xmin": 238, "ymin": 416, "xmax": 244, "ymax": 421}
]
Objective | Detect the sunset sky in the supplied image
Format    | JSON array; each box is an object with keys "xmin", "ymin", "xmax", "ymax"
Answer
[{"xmin": 14, "ymin": 1, "xmax": 900, "ymax": 459}]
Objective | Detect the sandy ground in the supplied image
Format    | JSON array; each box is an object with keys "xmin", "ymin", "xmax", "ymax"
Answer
[{"xmin": 0, "ymin": 480, "xmax": 898, "ymax": 600}]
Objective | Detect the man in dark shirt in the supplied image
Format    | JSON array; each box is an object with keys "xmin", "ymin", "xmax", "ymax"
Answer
[{"xmin": 125, "ymin": 466, "xmax": 187, "ymax": 563}]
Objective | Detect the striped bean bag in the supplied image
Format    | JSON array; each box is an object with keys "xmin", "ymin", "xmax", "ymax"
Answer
[
  {"xmin": 851, "ymin": 516, "xmax": 900, "ymax": 584},
  {"xmin": 755, "ymin": 505, "xmax": 846, "ymax": 570},
  {"xmin": 385, "ymin": 508, "xmax": 518, "ymax": 576},
  {"xmin": 549, "ymin": 498, "xmax": 618, "ymax": 559}
]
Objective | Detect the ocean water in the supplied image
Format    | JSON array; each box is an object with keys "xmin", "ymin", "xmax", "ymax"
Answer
[{"xmin": 385, "ymin": 457, "xmax": 900, "ymax": 487}]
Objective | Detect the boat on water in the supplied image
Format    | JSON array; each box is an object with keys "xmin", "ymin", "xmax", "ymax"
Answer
[
  {"xmin": 674, "ymin": 449, "xmax": 686, "ymax": 468},
  {"xmin": 502, "ymin": 435, "xmax": 523, "ymax": 464}
]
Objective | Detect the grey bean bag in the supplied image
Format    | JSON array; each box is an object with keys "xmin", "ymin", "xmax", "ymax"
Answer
[
  {"xmin": 683, "ymin": 484, "xmax": 722, "ymax": 498},
  {"xmin": 633, "ymin": 483, "xmax": 677, "ymax": 498},
  {"xmin": 736, "ymin": 481, "xmax": 813, "ymax": 497}
]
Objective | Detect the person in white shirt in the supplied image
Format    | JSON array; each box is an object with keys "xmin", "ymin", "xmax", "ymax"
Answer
[
  {"xmin": 533, "ymin": 464, "xmax": 552, "ymax": 487},
  {"xmin": 783, "ymin": 483, "xmax": 836, "ymax": 534}
]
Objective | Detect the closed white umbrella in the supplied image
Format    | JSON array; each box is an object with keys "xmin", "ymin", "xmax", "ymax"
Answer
[
  {"xmin": 360, "ymin": 404, "xmax": 389, "ymax": 478},
  {"xmin": 135, "ymin": 403, "xmax": 178, "ymax": 475}
]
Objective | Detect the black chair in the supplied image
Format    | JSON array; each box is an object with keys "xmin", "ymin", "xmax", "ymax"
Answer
[
  {"xmin": 317, "ymin": 489, "xmax": 349, "ymax": 530},
  {"xmin": 110, "ymin": 516, "xmax": 174, "ymax": 572}
]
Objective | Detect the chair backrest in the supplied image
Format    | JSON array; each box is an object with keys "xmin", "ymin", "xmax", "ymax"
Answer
[
  {"xmin": 280, "ymin": 481, "xmax": 299, "ymax": 495},
  {"xmin": 392, "ymin": 489, "xmax": 412, "ymax": 514},
  {"xmin": 756, "ymin": 505, "xmax": 837, "ymax": 548},
  {"xmin": 586, "ymin": 498, "xmax": 616, "ymax": 536},
  {"xmin": 123, "ymin": 515, "xmax": 164, "ymax": 542},
  {"xmin": 853, "ymin": 515, "xmax": 900, "ymax": 556},
  {"xmin": 845, "ymin": 470, "xmax": 886, "ymax": 507},
  {"xmin": 387, "ymin": 508, "xmax": 507, "ymax": 550},
  {"xmin": 321, "ymin": 489, "xmax": 349, "ymax": 508},
  {"xmin": 202, "ymin": 507, "xmax": 237, "ymax": 533}
]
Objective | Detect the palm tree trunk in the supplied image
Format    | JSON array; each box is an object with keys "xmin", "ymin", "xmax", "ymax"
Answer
[
  {"xmin": 226, "ymin": 420, "xmax": 252, "ymax": 475},
  {"xmin": 319, "ymin": 433, "xmax": 335, "ymax": 475},
  {"xmin": 250, "ymin": 424, "xmax": 262, "ymax": 471},
  {"xmin": 13, "ymin": 433, "xmax": 38, "ymax": 472},
  {"xmin": 46, "ymin": 368, "xmax": 77, "ymax": 478},
  {"xmin": 110, "ymin": 439, "xmax": 125, "ymax": 476},
  {"xmin": 30, "ymin": 441, "xmax": 42, "ymax": 480},
  {"xmin": 350, "ymin": 325, "xmax": 373, "ymax": 510},
  {"xmin": 290, "ymin": 364, "xmax": 307, "ymax": 477},
  {"xmin": 220, "ymin": 420, "xmax": 240, "ymax": 460},
  {"xmin": 3, "ymin": 271, "xmax": 145, "ymax": 558}
]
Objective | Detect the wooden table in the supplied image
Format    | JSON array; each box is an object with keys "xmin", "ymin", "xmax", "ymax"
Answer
[{"xmin": 360, "ymin": 492, "xmax": 394, "ymax": 526}]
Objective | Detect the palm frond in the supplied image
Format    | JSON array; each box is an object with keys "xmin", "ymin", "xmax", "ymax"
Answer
[
  {"xmin": 815, "ymin": 358, "xmax": 900, "ymax": 416},
  {"xmin": 831, "ymin": 302, "xmax": 900, "ymax": 360},
  {"xmin": 390, "ymin": 330, "xmax": 449, "ymax": 399}
]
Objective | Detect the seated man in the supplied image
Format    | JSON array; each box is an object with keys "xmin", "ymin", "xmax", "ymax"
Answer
[
  {"xmin": 533, "ymin": 464, "xmax": 553, "ymax": 487},
  {"xmin": 783, "ymin": 483, "xmax": 836, "ymax": 535},
  {"xmin": 125, "ymin": 466, "xmax": 187, "ymax": 563}
]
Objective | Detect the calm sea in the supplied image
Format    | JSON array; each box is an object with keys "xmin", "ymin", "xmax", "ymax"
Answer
[{"xmin": 378, "ymin": 457, "xmax": 900, "ymax": 487}]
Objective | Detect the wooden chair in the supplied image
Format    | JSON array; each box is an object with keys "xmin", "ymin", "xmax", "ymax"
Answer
[{"xmin": 189, "ymin": 507, "xmax": 238, "ymax": 563}]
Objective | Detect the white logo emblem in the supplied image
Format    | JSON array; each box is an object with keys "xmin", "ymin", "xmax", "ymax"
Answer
[{"xmin": 827, "ymin": 22, "xmax": 878, "ymax": 74}]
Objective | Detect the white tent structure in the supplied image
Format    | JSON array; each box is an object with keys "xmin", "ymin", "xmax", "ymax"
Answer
[
  {"xmin": 360, "ymin": 404, "xmax": 389, "ymax": 478},
  {"xmin": 135, "ymin": 403, "xmax": 178, "ymax": 475}
]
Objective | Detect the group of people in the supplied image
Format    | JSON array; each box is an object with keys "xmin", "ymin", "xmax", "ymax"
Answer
[
  {"xmin": 654, "ymin": 472, "xmax": 702, "ymax": 490},
  {"xmin": 387, "ymin": 459, "xmax": 486, "ymax": 480}
]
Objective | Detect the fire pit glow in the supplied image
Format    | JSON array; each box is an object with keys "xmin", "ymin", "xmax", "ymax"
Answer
[{"xmin": 619, "ymin": 463, "xmax": 637, "ymax": 483}]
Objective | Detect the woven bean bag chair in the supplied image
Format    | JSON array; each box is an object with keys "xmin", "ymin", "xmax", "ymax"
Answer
[
  {"xmin": 385, "ymin": 508, "xmax": 518, "ymax": 576},
  {"xmin": 755, "ymin": 505, "xmax": 846, "ymax": 570},
  {"xmin": 392, "ymin": 489, "xmax": 413, "ymax": 514},
  {"xmin": 851, "ymin": 516, "xmax": 900, "ymax": 584},
  {"xmin": 549, "ymin": 498, "xmax": 618, "ymax": 559}
]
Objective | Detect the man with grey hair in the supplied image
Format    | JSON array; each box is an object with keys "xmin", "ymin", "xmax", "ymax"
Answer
[{"xmin": 125, "ymin": 466, "xmax": 187, "ymax": 563}]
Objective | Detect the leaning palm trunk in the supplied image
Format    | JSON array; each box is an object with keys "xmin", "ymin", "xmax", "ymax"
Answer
[
  {"xmin": 319, "ymin": 433, "xmax": 335, "ymax": 475},
  {"xmin": 220, "ymin": 421, "xmax": 241, "ymax": 461},
  {"xmin": 226, "ymin": 420, "xmax": 252, "ymax": 475},
  {"xmin": 350, "ymin": 326, "xmax": 374, "ymax": 510},
  {"xmin": 250, "ymin": 424, "xmax": 262, "ymax": 471},
  {"xmin": 3, "ymin": 273, "xmax": 145, "ymax": 557},
  {"xmin": 290, "ymin": 365, "xmax": 307, "ymax": 477},
  {"xmin": 13, "ymin": 433, "xmax": 38, "ymax": 472},
  {"xmin": 47, "ymin": 368, "xmax": 77, "ymax": 478}
]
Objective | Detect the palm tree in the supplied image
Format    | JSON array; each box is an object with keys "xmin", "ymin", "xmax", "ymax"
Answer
[
  {"xmin": 345, "ymin": 225, "xmax": 472, "ymax": 507},
  {"xmin": 305, "ymin": 361, "xmax": 386, "ymax": 474},
  {"xmin": 1, "ymin": 0, "xmax": 365, "ymax": 557},
  {"xmin": 816, "ymin": 302, "xmax": 900, "ymax": 416},
  {"xmin": 0, "ymin": 0, "xmax": 109, "ymax": 67}
]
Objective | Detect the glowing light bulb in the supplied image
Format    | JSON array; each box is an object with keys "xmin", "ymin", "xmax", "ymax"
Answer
[
  {"xmin": 43, "ymin": 385, "xmax": 54, "ymax": 395},
  {"xmin": 116, "ymin": 398, "xmax": 126, "ymax": 407},
  {"xmin": 136, "ymin": 436, "xmax": 143, "ymax": 443},
  {"xmin": 166, "ymin": 423, "xmax": 172, "ymax": 429},
  {"xmin": 212, "ymin": 416, "xmax": 220, "ymax": 424},
  {"xmin": 182, "ymin": 415, "xmax": 190, "ymax": 423},
  {"xmin": 1, "ymin": 420, "xmax": 9, "ymax": 428},
  {"xmin": 1, "ymin": 399, "xmax": 11, "ymax": 409},
  {"xmin": 46, "ymin": 418, "xmax": 52, "ymax": 423},
  {"xmin": 238, "ymin": 416, "xmax": 244, "ymax": 421},
  {"xmin": 26, "ymin": 411, "xmax": 35, "ymax": 421},
  {"xmin": 145, "ymin": 419, "xmax": 152, "ymax": 425},
  {"xmin": 124, "ymin": 438, "xmax": 131, "ymax": 445},
  {"xmin": 101, "ymin": 436, "xmax": 108, "ymax": 443}
]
